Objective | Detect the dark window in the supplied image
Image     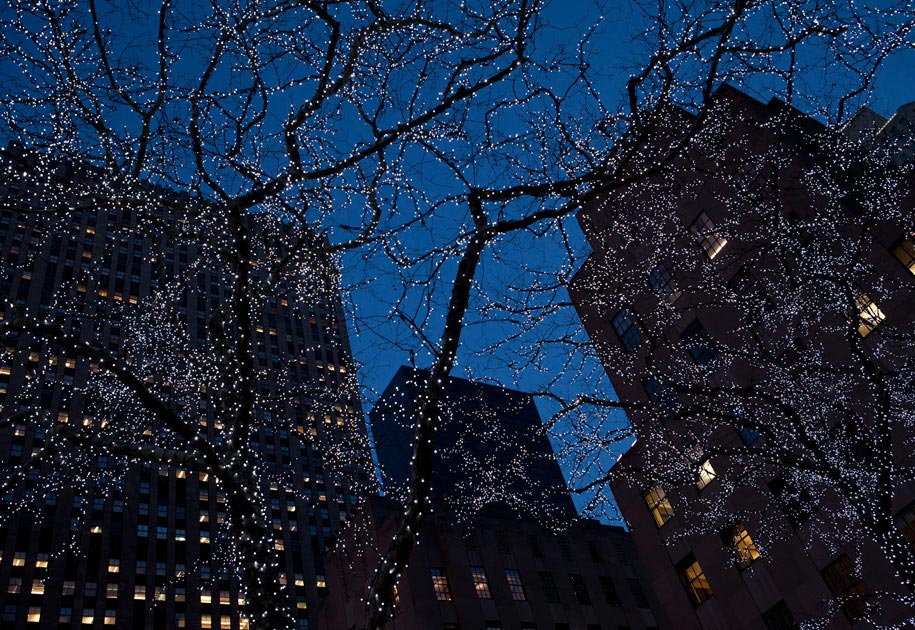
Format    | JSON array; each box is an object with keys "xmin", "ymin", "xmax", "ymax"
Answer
[
  {"xmin": 739, "ymin": 426, "xmax": 761, "ymax": 445},
  {"xmin": 895, "ymin": 501, "xmax": 915, "ymax": 550},
  {"xmin": 892, "ymin": 233, "xmax": 915, "ymax": 276},
  {"xmin": 485, "ymin": 623, "xmax": 501, "ymax": 630},
  {"xmin": 539, "ymin": 571, "xmax": 561, "ymax": 604},
  {"xmin": 676, "ymin": 552, "xmax": 712, "ymax": 606},
  {"xmin": 680, "ymin": 319, "xmax": 718, "ymax": 365},
  {"xmin": 768, "ymin": 476, "xmax": 813, "ymax": 527},
  {"xmin": 610, "ymin": 309, "xmax": 641, "ymax": 352},
  {"xmin": 761, "ymin": 600, "xmax": 798, "ymax": 630},
  {"xmin": 643, "ymin": 379, "xmax": 678, "ymax": 410},
  {"xmin": 599, "ymin": 576, "xmax": 621, "ymax": 607},
  {"xmin": 569, "ymin": 573, "xmax": 591, "ymax": 605},
  {"xmin": 821, "ymin": 554, "xmax": 875, "ymax": 621},
  {"xmin": 505, "ymin": 569, "xmax": 526, "ymax": 601},
  {"xmin": 648, "ymin": 264, "xmax": 677, "ymax": 300},
  {"xmin": 627, "ymin": 578, "xmax": 649, "ymax": 608}
]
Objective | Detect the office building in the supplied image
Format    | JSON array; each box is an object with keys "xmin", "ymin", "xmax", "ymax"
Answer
[
  {"xmin": 0, "ymin": 146, "xmax": 374, "ymax": 629},
  {"xmin": 569, "ymin": 85, "xmax": 915, "ymax": 628},
  {"xmin": 370, "ymin": 366, "xmax": 577, "ymax": 522}
]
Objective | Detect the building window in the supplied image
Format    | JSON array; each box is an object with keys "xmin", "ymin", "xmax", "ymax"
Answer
[
  {"xmin": 430, "ymin": 568, "xmax": 452, "ymax": 601},
  {"xmin": 610, "ymin": 309, "xmax": 641, "ymax": 353},
  {"xmin": 628, "ymin": 578, "xmax": 649, "ymax": 608},
  {"xmin": 470, "ymin": 566, "xmax": 492, "ymax": 599},
  {"xmin": 539, "ymin": 571, "xmax": 561, "ymax": 604},
  {"xmin": 569, "ymin": 573, "xmax": 591, "ymax": 605},
  {"xmin": 726, "ymin": 522, "xmax": 761, "ymax": 569},
  {"xmin": 768, "ymin": 476, "xmax": 813, "ymax": 527},
  {"xmin": 648, "ymin": 264, "xmax": 679, "ymax": 302},
  {"xmin": 821, "ymin": 555, "xmax": 875, "ymax": 621},
  {"xmin": 892, "ymin": 233, "xmax": 915, "ymax": 276},
  {"xmin": 676, "ymin": 553, "xmax": 713, "ymax": 606},
  {"xmin": 643, "ymin": 486, "xmax": 673, "ymax": 527},
  {"xmin": 738, "ymin": 426, "xmax": 761, "ymax": 445},
  {"xmin": 690, "ymin": 445, "xmax": 716, "ymax": 490},
  {"xmin": 690, "ymin": 211, "xmax": 728, "ymax": 259},
  {"xmin": 761, "ymin": 600, "xmax": 798, "ymax": 630},
  {"xmin": 680, "ymin": 319, "xmax": 718, "ymax": 365},
  {"xmin": 852, "ymin": 288, "xmax": 885, "ymax": 337},
  {"xmin": 599, "ymin": 576, "xmax": 621, "ymax": 607},
  {"xmin": 505, "ymin": 569, "xmax": 526, "ymax": 601},
  {"xmin": 895, "ymin": 501, "xmax": 915, "ymax": 549},
  {"xmin": 643, "ymin": 379, "xmax": 678, "ymax": 410}
]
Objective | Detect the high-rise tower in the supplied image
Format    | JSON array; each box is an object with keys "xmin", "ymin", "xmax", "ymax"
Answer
[{"xmin": 0, "ymin": 146, "xmax": 374, "ymax": 629}]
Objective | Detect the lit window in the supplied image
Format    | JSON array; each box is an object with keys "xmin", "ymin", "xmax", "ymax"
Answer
[
  {"xmin": 690, "ymin": 445, "xmax": 717, "ymax": 490},
  {"xmin": 676, "ymin": 553, "xmax": 712, "ymax": 605},
  {"xmin": 610, "ymin": 309, "xmax": 641, "ymax": 353},
  {"xmin": 643, "ymin": 486, "xmax": 674, "ymax": 527},
  {"xmin": 505, "ymin": 569, "xmax": 526, "ymax": 601},
  {"xmin": 727, "ymin": 523, "xmax": 761, "ymax": 569},
  {"xmin": 27, "ymin": 607, "xmax": 40, "ymax": 623},
  {"xmin": 470, "ymin": 566, "xmax": 491, "ymax": 598},
  {"xmin": 852, "ymin": 289, "xmax": 885, "ymax": 337},
  {"xmin": 690, "ymin": 212, "xmax": 728, "ymax": 259},
  {"xmin": 821, "ymin": 554, "xmax": 875, "ymax": 621},
  {"xmin": 430, "ymin": 568, "xmax": 452, "ymax": 601},
  {"xmin": 892, "ymin": 233, "xmax": 915, "ymax": 276}
]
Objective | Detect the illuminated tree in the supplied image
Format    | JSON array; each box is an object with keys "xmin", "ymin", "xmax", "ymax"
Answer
[
  {"xmin": 0, "ymin": 0, "xmax": 910, "ymax": 628},
  {"xmin": 569, "ymin": 90, "xmax": 915, "ymax": 625}
]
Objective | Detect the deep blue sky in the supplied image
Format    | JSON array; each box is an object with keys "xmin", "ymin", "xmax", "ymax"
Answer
[{"xmin": 343, "ymin": 1, "xmax": 915, "ymax": 524}]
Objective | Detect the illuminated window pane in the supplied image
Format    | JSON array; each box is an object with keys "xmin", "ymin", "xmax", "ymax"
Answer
[
  {"xmin": 643, "ymin": 486, "xmax": 674, "ymax": 527},
  {"xmin": 430, "ymin": 567, "xmax": 452, "ymax": 601},
  {"xmin": 690, "ymin": 445, "xmax": 717, "ymax": 490},
  {"xmin": 852, "ymin": 288, "xmax": 885, "ymax": 337},
  {"xmin": 690, "ymin": 212, "xmax": 728, "ymax": 259},
  {"xmin": 470, "ymin": 566, "xmax": 491, "ymax": 599},
  {"xmin": 728, "ymin": 523, "xmax": 761, "ymax": 569},
  {"xmin": 676, "ymin": 553, "xmax": 712, "ymax": 605},
  {"xmin": 892, "ymin": 234, "xmax": 915, "ymax": 276}
]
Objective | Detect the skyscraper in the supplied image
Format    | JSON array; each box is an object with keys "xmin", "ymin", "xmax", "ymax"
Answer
[
  {"xmin": 370, "ymin": 365, "xmax": 577, "ymax": 522},
  {"xmin": 570, "ymin": 85, "xmax": 915, "ymax": 628},
  {"xmin": 0, "ymin": 146, "xmax": 374, "ymax": 629},
  {"xmin": 321, "ymin": 369, "xmax": 665, "ymax": 630}
]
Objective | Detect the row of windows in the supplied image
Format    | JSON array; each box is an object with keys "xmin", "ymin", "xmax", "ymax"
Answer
[
  {"xmin": 611, "ymin": 224, "xmax": 915, "ymax": 355},
  {"xmin": 430, "ymin": 566, "xmax": 648, "ymax": 609},
  {"xmin": 666, "ymin": 523, "xmax": 879, "ymax": 624}
]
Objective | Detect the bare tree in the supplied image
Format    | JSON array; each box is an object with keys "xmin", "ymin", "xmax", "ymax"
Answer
[
  {"xmin": 0, "ymin": 0, "xmax": 910, "ymax": 628},
  {"xmin": 569, "ymin": 88, "xmax": 915, "ymax": 626}
]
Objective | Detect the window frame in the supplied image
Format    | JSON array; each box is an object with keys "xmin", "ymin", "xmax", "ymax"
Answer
[
  {"xmin": 690, "ymin": 211, "xmax": 728, "ymax": 260},
  {"xmin": 676, "ymin": 552, "xmax": 713, "ymax": 606},
  {"xmin": 505, "ymin": 569, "xmax": 526, "ymax": 601},
  {"xmin": 430, "ymin": 567, "xmax": 453, "ymax": 602},
  {"xmin": 610, "ymin": 308, "xmax": 642, "ymax": 353},
  {"xmin": 643, "ymin": 486, "xmax": 674, "ymax": 527},
  {"xmin": 470, "ymin": 566, "xmax": 492, "ymax": 599},
  {"xmin": 820, "ymin": 554, "xmax": 875, "ymax": 621}
]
